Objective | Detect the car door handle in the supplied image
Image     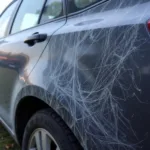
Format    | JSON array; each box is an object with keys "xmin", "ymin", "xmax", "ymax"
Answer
[{"xmin": 24, "ymin": 33, "xmax": 47, "ymax": 46}]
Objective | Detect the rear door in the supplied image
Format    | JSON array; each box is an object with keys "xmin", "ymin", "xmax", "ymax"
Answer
[{"xmin": 0, "ymin": 0, "xmax": 66, "ymax": 127}]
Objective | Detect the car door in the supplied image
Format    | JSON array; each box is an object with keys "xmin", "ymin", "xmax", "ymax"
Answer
[
  {"xmin": 28, "ymin": 0, "xmax": 150, "ymax": 149},
  {"xmin": 0, "ymin": 0, "xmax": 66, "ymax": 127}
]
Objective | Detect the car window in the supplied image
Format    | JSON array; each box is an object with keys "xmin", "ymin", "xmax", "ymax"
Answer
[
  {"xmin": 0, "ymin": 1, "xmax": 18, "ymax": 38},
  {"xmin": 75, "ymin": 0, "xmax": 97, "ymax": 8},
  {"xmin": 40, "ymin": 0, "xmax": 63, "ymax": 24},
  {"xmin": 68, "ymin": 0, "xmax": 100, "ymax": 13},
  {"xmin": 11, "ymin": 0, "xmax": 46, "ymax": 34}
]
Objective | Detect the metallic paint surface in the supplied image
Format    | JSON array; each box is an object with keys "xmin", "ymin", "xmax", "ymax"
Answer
[
  {"xmin": 0, "ymin": 19, "xmax": 66, "ymax": 126},
  {"xmin": 1, "ymin": 0, "xmax": 150, "ymax": 149},
  {"xmin": 28, "ymin": 1, "xmax": 150, "ymax": 149}
]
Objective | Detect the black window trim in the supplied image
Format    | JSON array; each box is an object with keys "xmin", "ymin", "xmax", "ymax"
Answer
[
  {"xmin": 8, "ymin": 0, "xmax": 67, "ymax": 36},
  {"xmin": 66, "ymin": 0, "xmax": 109, "ymax": 17}
]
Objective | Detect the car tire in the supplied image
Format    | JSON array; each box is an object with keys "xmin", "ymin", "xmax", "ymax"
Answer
[{"xmin": 22, "ymin": 108, "xmax": 83, "ymax": 150}]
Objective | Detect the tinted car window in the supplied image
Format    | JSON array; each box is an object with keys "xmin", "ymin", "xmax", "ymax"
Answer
[
  {"xmin": 11, "ymin": 0, "xmax": 45, "ymax": 34},
  {"xmin": 68, "ymin": 0, "xmax": 100, "ymax": 13},
  {"xmin": 40, "ymin": 0, "xmax": 63, "ymax": 24},
  {"xmin": 0, "ymin": 1, "xmax": 18, "ymax": 38},
  {"xmin": 75, "ymin": 0, "xmax": 97, "ymax": 8}
]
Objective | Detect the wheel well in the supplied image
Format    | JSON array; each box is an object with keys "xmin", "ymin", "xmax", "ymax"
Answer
[{"xmin": 15, "ymin": 96, "xmax": 49, "ymax": 145}]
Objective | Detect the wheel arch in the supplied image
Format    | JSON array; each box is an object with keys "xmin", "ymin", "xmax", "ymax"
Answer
[{"xmin": 13, "ymin": 85, "xmax": 82, "ymax": 146}]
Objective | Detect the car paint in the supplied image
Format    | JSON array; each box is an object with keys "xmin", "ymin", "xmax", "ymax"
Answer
[
  {"xmin": 0, "ymin": 0, "xmax": 67, "ymax": 142},
  {"xmin": 1, "ymin": 0, "xmax": 150, "ymax": 149}
]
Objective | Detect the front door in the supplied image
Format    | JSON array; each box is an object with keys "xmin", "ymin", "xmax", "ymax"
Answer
[{"xmin": 0, "ymin": 0, "xmax": 66, "ymax": 127}]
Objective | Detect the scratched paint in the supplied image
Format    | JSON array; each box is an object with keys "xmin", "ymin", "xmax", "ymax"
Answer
[{"xmin": 0, "ymin": 0, "xmax": 149, "ymax": 149}]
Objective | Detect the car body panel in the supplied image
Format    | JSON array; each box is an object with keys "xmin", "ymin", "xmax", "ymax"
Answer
[
  {"xmin": 0, "ymin": 0, "xmax": 66, "ymax": 131},
  {"xmin": 27, "ymin": 0, "xmax": 150, "ymax": 149},
  {"xmin": 1, "ymin": 0, "xmax": 150, "ymax": 150}
]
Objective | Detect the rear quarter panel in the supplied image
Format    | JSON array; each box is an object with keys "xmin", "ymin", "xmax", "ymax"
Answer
[{"xmin": 28, "ymin": 0, "xmax": 150, "ymax": 149}]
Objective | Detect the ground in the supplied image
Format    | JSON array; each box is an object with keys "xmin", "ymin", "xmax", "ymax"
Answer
[{"xmin": 0, "ymin": 124, "xmax": 20, "ymax": 150}]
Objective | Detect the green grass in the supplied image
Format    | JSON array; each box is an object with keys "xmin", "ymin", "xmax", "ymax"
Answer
[{"xmin": 0, "ymin": 124, "xmax": 20, "ymax": 150}]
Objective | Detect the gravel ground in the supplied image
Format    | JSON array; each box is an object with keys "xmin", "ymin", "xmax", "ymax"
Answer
[{"xmin": 0, "ymin": 124, "xmax": 20, "ymax": 150}]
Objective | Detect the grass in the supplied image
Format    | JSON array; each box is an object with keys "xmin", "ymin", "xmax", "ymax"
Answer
[{"xmin": 0, "ymin": 124, "xmax": 20, "ymax": 150}]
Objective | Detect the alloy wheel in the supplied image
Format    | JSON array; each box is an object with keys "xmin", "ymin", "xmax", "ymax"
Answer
[{"xmin": 28, "ymin": 128, "xmax": 60, "ymax": 150}]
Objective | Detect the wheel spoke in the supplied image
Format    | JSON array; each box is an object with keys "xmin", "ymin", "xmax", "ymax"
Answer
[
  {"xmin": 29, "ymin": 128, "xmax": 60, "ymax": 150},
  {"xmin": 41, "ymin": 131, "xmax": 51, "ymax": 150},
  {"xmin": 35, "ymin": 131, "xmax": 42, "ymax": 150}
]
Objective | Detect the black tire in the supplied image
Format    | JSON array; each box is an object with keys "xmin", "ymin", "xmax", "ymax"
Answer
[{"xmin": 22, "ymin": 108, "xmax": 83, "ymax": 150}]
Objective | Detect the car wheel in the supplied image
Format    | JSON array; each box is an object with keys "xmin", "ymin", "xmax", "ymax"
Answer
[{"xmin": 22, "ymin": 108, "xmax": 82, "ymax": 150}]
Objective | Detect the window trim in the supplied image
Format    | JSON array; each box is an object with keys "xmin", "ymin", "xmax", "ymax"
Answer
[
  {"xmin": 8, "ymin": 0, "xmax": 66, "ymax": 36},
  {"xmin": 66, "ymin": 0, "xmax": 109, "ymax": 17}
]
